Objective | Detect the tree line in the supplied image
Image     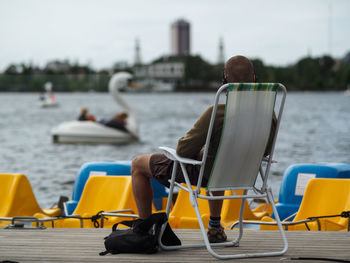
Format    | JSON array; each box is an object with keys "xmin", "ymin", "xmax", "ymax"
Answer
[{"xmin": 1, "ymin": 52, "xmax": 349, "ymax": 92}]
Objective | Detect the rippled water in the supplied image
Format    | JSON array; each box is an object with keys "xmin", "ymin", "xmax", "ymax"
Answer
[{"xmin": 0, "ymin": 91, "xmax": 349, "ymax": 208}]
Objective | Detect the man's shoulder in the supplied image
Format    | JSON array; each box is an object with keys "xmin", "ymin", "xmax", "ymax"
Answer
[{"xmin": 203, "ymin": 104, "xmax": 225, "ymax": 115}]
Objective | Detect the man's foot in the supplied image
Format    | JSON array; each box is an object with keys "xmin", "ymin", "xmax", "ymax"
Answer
[{"xmin": 207, "ymin": 227, "xmax": 227, "ymax": 243}]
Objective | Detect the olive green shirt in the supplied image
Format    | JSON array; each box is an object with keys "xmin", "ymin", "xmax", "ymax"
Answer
[
  {"xmin": 176, "ymin": 104, "xmax": 276, "ymax": 182},
  {"xmin": 176, "ymin": 104, "xmax": 225, "ymax": 181}
]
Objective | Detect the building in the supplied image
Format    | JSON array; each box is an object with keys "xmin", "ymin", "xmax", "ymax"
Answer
[
  {"xmin": 171, "ymin": 19, "xmax": 190, "ymax": 56},
  {"xmin": 133, "ymin": 56, "xmax": 184, "ymax": 91},
  {"xmin": 133, "ymin": 59, "xmax": 184, "ymax": 80},
  {"xmin": 45, "ymin": 60, "xmax": 70, "ymax": 73},
  {"xmin": 134, "ymin": 38, "xmax": 142, "ymax": 66}
]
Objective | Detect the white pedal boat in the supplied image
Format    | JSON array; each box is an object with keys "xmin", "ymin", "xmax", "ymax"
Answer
[{"xmin": 51, "ymin": 72, "xmax": 138, "ymax": 144}]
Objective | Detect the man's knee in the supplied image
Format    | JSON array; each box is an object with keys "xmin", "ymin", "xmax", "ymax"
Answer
[
  {"xmin": 131, "ymin": 156, "xmax": 142, "ymax": 176},
  {"xmin": 131, "ymin": 154, "xmax": 151, "ymax": 177}
]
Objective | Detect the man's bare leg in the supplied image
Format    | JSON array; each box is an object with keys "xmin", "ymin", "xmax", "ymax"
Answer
[
  {"xmin": 207, "ymin": 190, "xmax": 227, "ymax": 242},
  {"xmin": 131, "ymin": 154, "xmax": 154, "ymax": 219},
  {"xmin": 208, "ymin": 190, "xmax": 225, "ymax": 217}
]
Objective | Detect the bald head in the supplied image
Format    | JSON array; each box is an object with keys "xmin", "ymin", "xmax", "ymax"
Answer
[{"xmin": 224, "ymin": 55, "xmax": 255, "ymax": 83}]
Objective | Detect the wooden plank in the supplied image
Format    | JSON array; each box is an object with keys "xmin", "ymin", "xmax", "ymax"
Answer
[{"xmin": 0, "ymin": 228, "xmax": 349, "ymax": 262}]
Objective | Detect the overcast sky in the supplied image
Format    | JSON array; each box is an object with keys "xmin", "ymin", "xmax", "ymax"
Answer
[{"xmin": 1, "ymin": 0, "xmax": 349, "ymax": 71}]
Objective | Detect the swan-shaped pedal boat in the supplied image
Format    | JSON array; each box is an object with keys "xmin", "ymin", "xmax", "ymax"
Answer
[{"xmin": 51, "ymin": 72, "xmax": 138, "ymax": 144}]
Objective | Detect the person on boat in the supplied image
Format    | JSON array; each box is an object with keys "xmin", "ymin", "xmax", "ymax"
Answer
[
  {"xmin": 78, "ymin": 108, "xmax": 88, "ymax": 121},
  {"xmin": 131, "ymin": 55, "xmax": 277, "ymax": 243},
  {"xmin": 78, "ymin": 108, "xmax": 96, "ymax": 121},
  {"xmin": 104, "ymin": 112, "xmax": 138, "ymax": 140},
  {"xmin": 49, "ymin": 93, "xmax": 56, "ymax": 102},
  {"xmin": 39, "ymin": 92, "xmax": 46, "ymax": 101}
]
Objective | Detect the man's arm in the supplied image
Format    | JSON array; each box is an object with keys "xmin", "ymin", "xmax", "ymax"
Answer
[
  {"xmin": 176, "ymin": 106, "xmax": 213, "ymax": 159},
  {"xmin": 264, "ymin": 111, "xmax": 277, "ymax": 157},
  {"xmin": 128, "ymin": 130, "xmax": 139, "ymax": 140}
]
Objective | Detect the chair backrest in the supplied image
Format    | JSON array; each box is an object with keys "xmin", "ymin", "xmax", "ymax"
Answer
[
  {"xmin": 73, "ymin": 175, "xmax": 137, "ymax": 216},
  {"xmin": 205, "ymin": 83, "xmax": 282, "ymax": 190},
  {"xmin": 0, "ymin": 173, "xmax": 43, "ymax": 217},
  {"xmin": 293, "ymin": 178, "xmax": 350, "ymax": 230},
  {"xmin": 275, "ymin": 163, "xmax": 350, "ymax": 220},
  {"xmin": 71, "ymin": 161, "xmax": 132, "ymax": 202}
]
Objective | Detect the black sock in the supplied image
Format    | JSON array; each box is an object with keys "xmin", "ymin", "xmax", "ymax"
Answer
[{"xmin": 209, "ymin": 216, "xmax": 221, "ymax": 230}]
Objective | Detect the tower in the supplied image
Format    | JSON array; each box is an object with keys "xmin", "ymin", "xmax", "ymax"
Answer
[
  {"xmin": 218, "ymin": 37, "xmax": 225, "ymax": 64},
  {"xmin": 171, "ymin": 19, "xmax": 190, "ymax": 56},
  {"xmin": 134, "ymin": 38, "xmax": 142, "ymax": 65}
]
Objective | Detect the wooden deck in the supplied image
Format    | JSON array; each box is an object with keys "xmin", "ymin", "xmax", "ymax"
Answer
[{"xmin": 0, "ymin": 228, "xmax": 349, "ymax": 262}]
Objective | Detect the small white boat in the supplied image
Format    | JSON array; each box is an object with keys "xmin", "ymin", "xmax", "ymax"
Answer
[
  {"xmin": 40, "ymin": 82, "xmax": 59, "ymax": 108},
  {"xmin": 40, "ymin": 97, "xmax": 59, "ymax": 108},
  {"xmin": 51, "ymin": 72, "xmax": 139, "ymax": 144}
]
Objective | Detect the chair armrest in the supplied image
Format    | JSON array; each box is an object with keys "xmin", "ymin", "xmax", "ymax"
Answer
[
  {"xmin": 262, "ymin": 157, "xmax": 277, "ymax": 163},
  {"xmin": 159, "ymin": 146, "xmax": 202, "ymax": 165}
]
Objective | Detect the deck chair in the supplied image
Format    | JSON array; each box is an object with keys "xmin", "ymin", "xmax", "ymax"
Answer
[
  {"xmin": 158, "ymin": 83, "xmax": 288, "ymax": 259},
  {"xmin": 253, "ymin": 178, "xmax": 350, "ymax": 231},
  {"xmin": 0, "ymin": 173, "xmax": 61, "ymax": 227},
  {"xmin": 35, "ymin": 176, "xmax": 138, "ymax": 228}
]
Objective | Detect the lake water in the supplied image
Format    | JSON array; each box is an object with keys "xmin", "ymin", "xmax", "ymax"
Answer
[{"xmin": 0, "ymin": 91, "xmax": 349, "ymax": 208}]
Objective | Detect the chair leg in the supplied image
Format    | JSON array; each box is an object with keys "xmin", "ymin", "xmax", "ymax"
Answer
[
  {"xmin": 160, "ymin": 190, "xmax": 288, "ymax": 259},
  {"xmin": 267, "ymin": 189, "xmax": 288, "ymax": 254},
  {"xmin": 234, "ymin": 190, "xmax": 247, "ymax": 245},
  {"xmin": 165, "ymin": 162, "xmax": 178, "ymax": 218},
  {"xmin": 158, "ymin": 191, "xmax": 212, "ymax": 251},
  {"xmin": 201, "ymin": 192, "xmax": 288, "ymax": 259}
]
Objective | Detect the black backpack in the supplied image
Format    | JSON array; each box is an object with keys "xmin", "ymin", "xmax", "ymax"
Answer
[{"xmin": 100, "ymin": 212, "xmax": 181, "ymax": 255}]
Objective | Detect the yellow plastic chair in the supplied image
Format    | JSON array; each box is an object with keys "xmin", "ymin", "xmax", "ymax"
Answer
[
  {"xmin": 168, "ymin": 186, "xmax": 210, "ymax": 229},
  {"xmin": 257, "ymin": 178, "xmax": 350, "ymax": 231},
  {"xmin": 168, "ymin": 188, "xmax": 269, "ymax": 229},
  {"xmin": 221, "ymin": 190, "xmax": 269, "ymax": 229},
  {"xmin": 35, "ymin": 176, "xmax": 138, "ymax": 228},
  {"xmin": 0, "ymin": 173, "xmax": 61, "ymax": 227}
]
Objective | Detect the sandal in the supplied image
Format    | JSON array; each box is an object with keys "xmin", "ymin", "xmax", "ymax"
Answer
[{"xmin": 207, "ymin": 227, "xmax": 227, "ymax": 243}]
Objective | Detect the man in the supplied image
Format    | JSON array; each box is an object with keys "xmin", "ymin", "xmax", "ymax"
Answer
[
  {"xmin": 131, "ymin": 55, "xmax": 259, "ymax": 243},
  {"xmin": 103, "ymin": 112, "xmax": 139, "ymax": 140}
]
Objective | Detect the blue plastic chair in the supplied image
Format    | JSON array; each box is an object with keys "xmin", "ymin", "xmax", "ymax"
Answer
[
  {"xmin": 64, "ymin": 161, "xmax": 167, "ymax": 215},
  {"xmin": 274, "ymin": 163, "xmax": 350, "ymax": 220}
]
